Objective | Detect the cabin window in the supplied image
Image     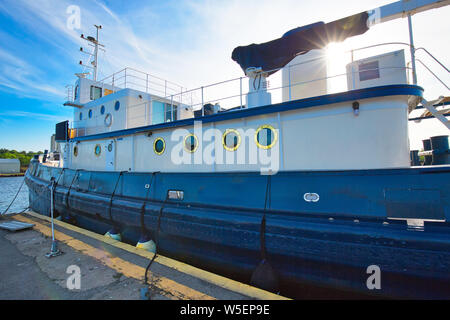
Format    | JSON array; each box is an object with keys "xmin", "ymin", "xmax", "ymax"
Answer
[
  {"xmin": 184, "ymin": 134, "xmax": 198, "ymax": 153},
  {"xmin": 79, "ymin": 112, "xmax": 83, "ymax": 121},
  {"xmin": 90, "ymin": 86, "xmax": 102, "ymax": 100},
  {"xmin": 223, "ymin": 129, "xmax": 241, "ymax": 151},
  {"xmin": 94, "ymin": 144, "xmax": 101, "ymax": 156},
  {"xmin": 73, "ymin": 146, "xmax": 78, "ymax": 157},
  {"xmin": 358, "ymin": 61, "xmax": 380, "ymax": 82},
  {"xmin": 255, "ymin": 125, "xmax": 278, "ymax": 149},
  {"xmin": 153, "ymin": 137, "xmax": 165, "ymax": 155},
  {"xmin": 165, "ymin": 103, "xmax": 177, "ymax": 122},
  {"xmin": 88, "ymin": 109, "xmax": 93, "ymax": 119},
  {"xmin": 114, "ymin": 101, "xmax": 120, "ymax": 111},
  {"xmin": 74, "ymin": 85, "xmax": 79, "ymax": 100},
  {"xmin": 100, "ymin": 105, "xmax": 105, "ymax": 115}
]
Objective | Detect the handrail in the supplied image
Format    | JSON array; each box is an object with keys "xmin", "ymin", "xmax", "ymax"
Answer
[
  {"xmin": 348, "ymin": 42, "xmax": 411, "ymax": 61},
  {"xmin": 415, "ymin": 47, "xmax": 450, "ymax": 74},
  {"xmin": 174, "ymin": 66, "xmax": 411, "ymax": 111},
  {"xmin": 91, "ymin": 67, "xmax": 185, "ymax": 97},
  {"xmin": 415, "ymin": 59, "xmax": 450, "ymax": 91}
]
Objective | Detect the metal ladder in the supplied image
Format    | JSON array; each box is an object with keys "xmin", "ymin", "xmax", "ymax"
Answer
[{"xmin": 420, "ymin": 96, "xmax": 450, "ymax": 129}]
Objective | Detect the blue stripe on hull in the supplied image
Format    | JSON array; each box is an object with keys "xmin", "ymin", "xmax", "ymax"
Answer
[{"xmin": 25, "ymin": 162, "xmax": 450, "ymax": 298}]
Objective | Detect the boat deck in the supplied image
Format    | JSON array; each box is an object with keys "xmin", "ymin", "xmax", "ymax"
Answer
[{"xmin": 0, "ymin": 211, "xmax": 287, "ymax": 300}]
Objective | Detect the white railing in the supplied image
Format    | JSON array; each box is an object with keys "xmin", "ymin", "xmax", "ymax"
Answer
[
  {"xmin": 93, "ymin": 67, "xmax": 185, "ymax": 97},
  {"xmin": 65, "ymin": 84, "xmax": 74, "ymax": 102}
]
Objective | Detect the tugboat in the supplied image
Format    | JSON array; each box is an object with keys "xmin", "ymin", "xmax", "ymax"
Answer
[{"xmin": 26, "ymin": 0, "xmax": 450, "ymax": 298}]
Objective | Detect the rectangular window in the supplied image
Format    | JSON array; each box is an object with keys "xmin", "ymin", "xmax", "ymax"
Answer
[
  {"xmin": 90, "ymin": 86, "xmax": 102, "ymax": 100},
  {"xmin": 164, "ymin": 103, "xmax": 177, "ymax": 122},
  {"xmin": 358, "ymin": 61, "xmax": 380, "ymax": 82}
]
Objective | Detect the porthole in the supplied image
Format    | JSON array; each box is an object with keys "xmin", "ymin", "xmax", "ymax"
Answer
[
  {"xmin": 94, "ymin": 144, "xmax": 101, "ymax": 156},
  {"xmin": 153, "ymin": 137, "xmax": 165, "ymax": 155},
  {"xmin": 184, "ymin": 134, "xmax": 198, "ymax": 153},
  {"xmin": 73, "ymin": 146, "xmax": 78, "ymax": 157},
  {"xmin": 88, "ymin": 109, "xmax": 93, "ymax": 118},
  {"xmin": 104, "ymin": 113, "xmax": 112, "ymax": 127},
  {"xmin": 107, "ymin": 143, "xmax": 113, "ymax": 152},
  {"xmin": 114, "ymin": 101, "xmax": 120, "ymax": 111},
  {"xmin": 100, "ymin": 105, "xmax": 105, "ymax": 115},
  {"xmin": 79, "ymin": 112, "xmax": 83, "ymax": 121},
  {"xmin": 255, "ymin": 125, "xmax": 278, "ymax": 149},
  {"xmin": 222, "ymin": 129, "xmax": 241, "ymax": 152}
]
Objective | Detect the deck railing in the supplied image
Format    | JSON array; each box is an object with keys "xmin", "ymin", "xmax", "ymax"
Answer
[{"xmin": 94, "ymin": 67, "xmax": 185, "ymax": 97}]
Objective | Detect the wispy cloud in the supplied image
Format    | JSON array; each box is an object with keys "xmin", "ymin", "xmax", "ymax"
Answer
[
  {"xmin": 0, "ymin": 47, "xmax": 66, "ymax": 99},
  {"xmin": 0, "ymin": 110, "xmax": 67, "ymax": 122}
]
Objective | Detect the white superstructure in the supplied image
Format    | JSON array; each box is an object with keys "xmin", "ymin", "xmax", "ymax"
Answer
[{"xmin": 55, "ymin": 1, "xmax": 449, "ymax": 174}]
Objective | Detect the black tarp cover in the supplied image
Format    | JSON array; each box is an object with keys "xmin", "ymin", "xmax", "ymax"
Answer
[{"xmin": 231, "ymin": 12, "xmax": 369, "ymax": 75}]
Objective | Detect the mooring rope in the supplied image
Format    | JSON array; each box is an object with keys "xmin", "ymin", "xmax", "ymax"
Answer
[
  {"xmin": 144, "ymin": 192, "xmax": 169, "ymax": 286},
  {"xmin": 48, "ymin": 168, "xmax": 65, "ymax": 217},
  {"xmin": 66, "ymin": 169, "xmax": 82, "ymax": 210},
  {"xmin": 250, "ymin": 174, "xmax": 279, "ymax": 293},
  {"xmin": 140, "ymin": 172, "xmax": 159, "ymax": 235},
  {"xmin": 107, "ymin": 171, "xmax": 127, "ymax": 228},
  {"xmin": 260, "ymin": 174, "xmax": 272, "ymax": 261}
]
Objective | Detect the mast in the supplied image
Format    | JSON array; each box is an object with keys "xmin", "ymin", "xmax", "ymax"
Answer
[{"xmin": 79, "ymin": 25, "xmax": 105, "ymax": 81}]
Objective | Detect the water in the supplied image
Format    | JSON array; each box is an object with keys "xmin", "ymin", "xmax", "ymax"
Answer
[{"xmin": 0, "ymin": 176, "xmax": 29, "ymax": 214}]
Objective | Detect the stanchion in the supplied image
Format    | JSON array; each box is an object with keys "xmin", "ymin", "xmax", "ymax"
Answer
[{"xmin": 45, "ymin": 177, "xmax": 62, "ymax": 258}]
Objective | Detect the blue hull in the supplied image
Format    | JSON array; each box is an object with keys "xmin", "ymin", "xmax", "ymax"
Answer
[{"xmin": 25, "ymin": 162, "xmax": 450, "ymax": 299}]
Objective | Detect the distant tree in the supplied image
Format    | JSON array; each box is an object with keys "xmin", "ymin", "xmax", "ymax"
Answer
[{"xmin": 0, "ymin": 148, "xmax": 43, "ymax": 166}]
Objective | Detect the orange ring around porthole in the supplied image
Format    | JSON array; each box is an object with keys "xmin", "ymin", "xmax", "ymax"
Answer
[{"xmin": 94, "ymin": 144, "xmax": 101, "ymax": 156}]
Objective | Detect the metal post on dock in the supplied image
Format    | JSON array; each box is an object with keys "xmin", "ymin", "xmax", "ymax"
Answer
[{"xmin": 45, "ymin": 178, "xmax": 62, "ymax": 258}]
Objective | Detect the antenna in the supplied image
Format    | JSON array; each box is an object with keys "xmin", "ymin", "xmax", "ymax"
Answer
[{"xmin": 79, "ymin": 25, "xmax": 105, "ymax": 81}]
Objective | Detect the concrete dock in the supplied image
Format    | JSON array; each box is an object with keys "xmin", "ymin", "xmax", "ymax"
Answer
[{"xmin": 0, "ymin": 211, "xmax": 288, "ymax": 300}]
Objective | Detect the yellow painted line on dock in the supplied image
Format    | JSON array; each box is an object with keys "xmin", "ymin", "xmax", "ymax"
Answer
[
  {"xmin": 21, "ymin": 210, "xmax": 289, "ymax": 300},
  {"xmin": 14, "ymin": 214, "xmax": 213, "ymax": 300}
]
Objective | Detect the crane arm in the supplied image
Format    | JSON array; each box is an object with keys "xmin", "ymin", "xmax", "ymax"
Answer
[{"xmin": 368, "ymin": 0, "xmax": 450, "ymax": 27}]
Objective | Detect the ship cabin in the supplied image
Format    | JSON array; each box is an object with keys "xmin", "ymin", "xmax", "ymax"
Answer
[{"xmin": 56, "ymin": 41, "xmax": 448, "ymax": 174}]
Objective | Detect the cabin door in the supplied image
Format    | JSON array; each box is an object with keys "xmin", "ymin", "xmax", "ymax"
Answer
[{"xmin": 105, "ymin": 140, "xmax": 115, "ymax": 171}]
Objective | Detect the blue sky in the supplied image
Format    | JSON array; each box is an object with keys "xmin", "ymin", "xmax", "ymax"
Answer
[{"xmin": 0, "ymin": 0, "xmax": 448, "ymax": 152}]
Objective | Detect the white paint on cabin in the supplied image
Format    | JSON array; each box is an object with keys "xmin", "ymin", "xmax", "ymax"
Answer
[{"xmin": 67, "ymin": 94, "xmax": 412, "ymax": 172}]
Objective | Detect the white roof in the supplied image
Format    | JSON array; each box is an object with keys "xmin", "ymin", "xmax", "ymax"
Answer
[{"xmin": 0, "ymin": 159, "xmax": 20, "ymax": 164}]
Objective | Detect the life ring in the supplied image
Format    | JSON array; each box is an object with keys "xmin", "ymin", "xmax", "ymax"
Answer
[{"xmin": 104, "ymin": 113, "xmax": 112, "ymax": 127}]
